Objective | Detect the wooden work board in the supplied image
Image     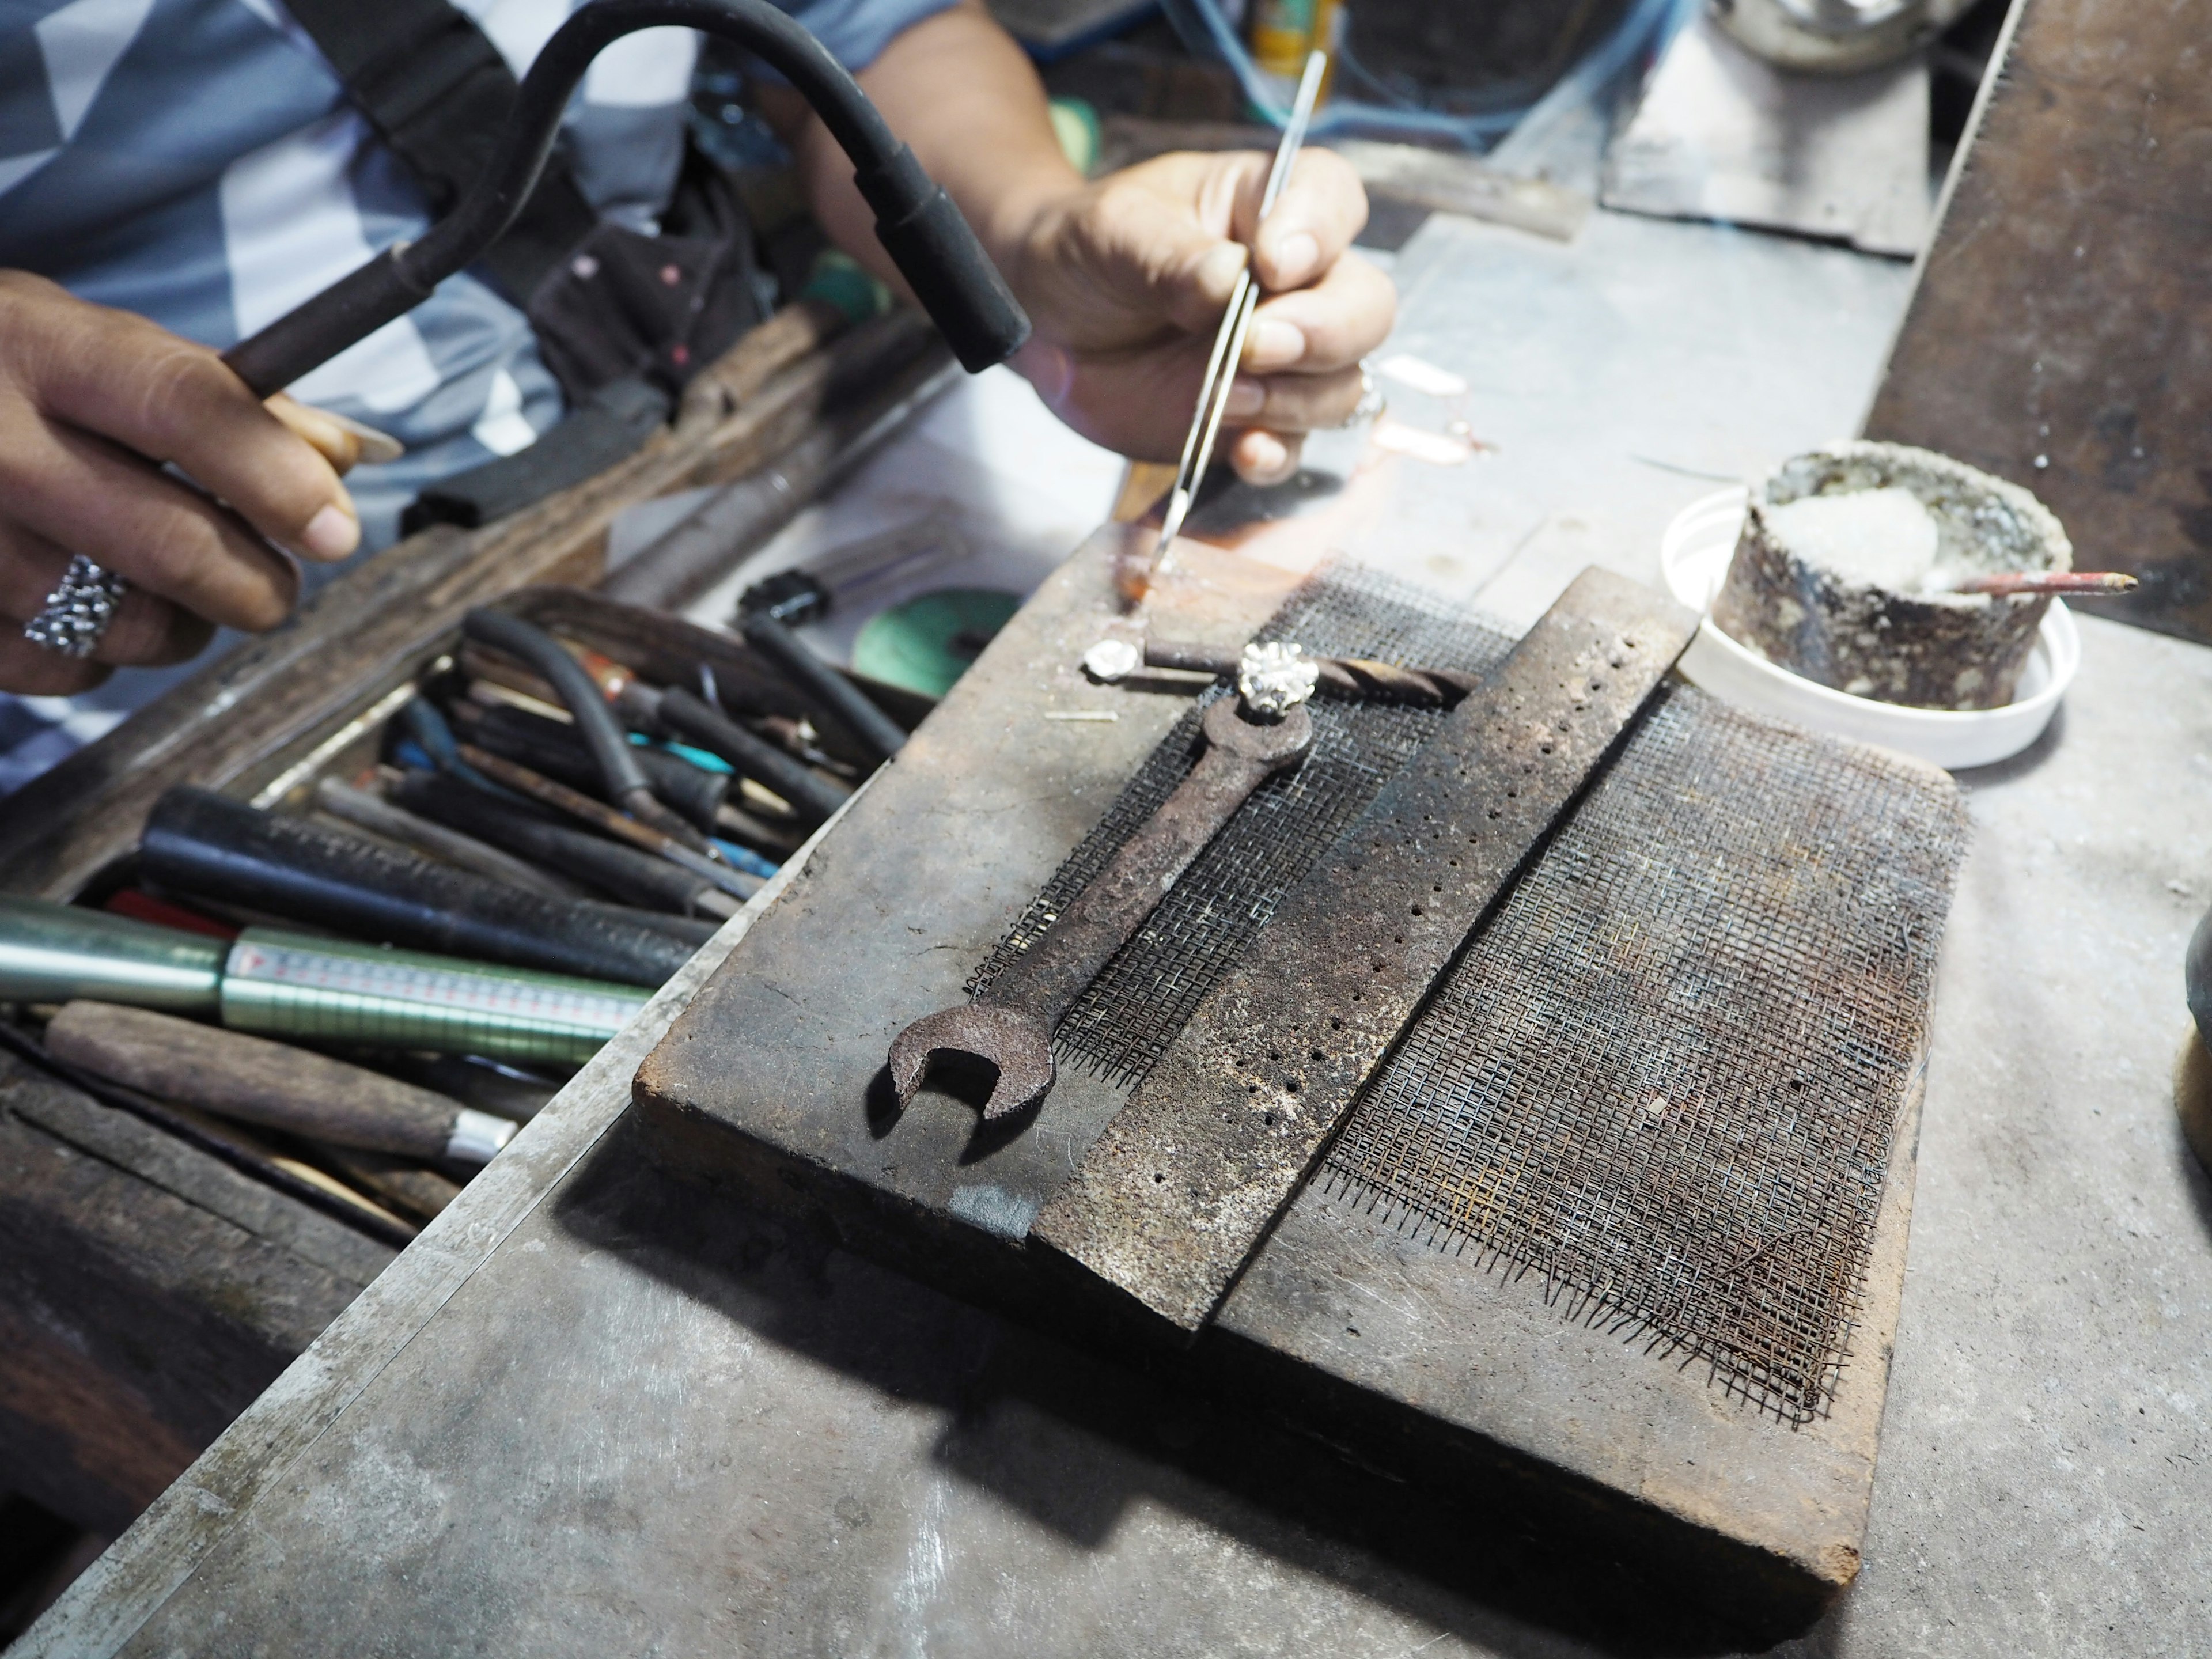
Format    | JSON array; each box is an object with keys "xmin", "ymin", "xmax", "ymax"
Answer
[
  {"xmin": 1865, "ymin": 0, "xmax": 2212, "ymax": 641},
  {"xmin": 634, "ymin": 525, "xmax": 1966, "ymax": 1638}
]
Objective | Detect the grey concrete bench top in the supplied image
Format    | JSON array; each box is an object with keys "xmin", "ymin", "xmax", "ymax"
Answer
[{"xmin": 20, "ymin": 206, "xmax": 2212, "ymax": 1658}]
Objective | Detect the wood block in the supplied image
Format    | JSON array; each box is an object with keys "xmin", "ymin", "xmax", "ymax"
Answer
[
  {"xmin": 0, "ymin": 1055, "xmax": 391, "ymax": 1533},
  {"xmin": 634, "ymin": 529, "xmax": 1961, "ymax": 1637}
]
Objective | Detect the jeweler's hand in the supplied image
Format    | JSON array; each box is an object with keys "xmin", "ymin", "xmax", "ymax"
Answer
[
  {"xmin": 1006, "ymin": 149, "xmax": 1396, "ymax": 486},
  {"xmin": 772, "ymin": 3, "xmax": 1393, "ymax": 483},
  {"xmin": 0, "ymin": 272, "xmax": 363, "ymax": 696}
]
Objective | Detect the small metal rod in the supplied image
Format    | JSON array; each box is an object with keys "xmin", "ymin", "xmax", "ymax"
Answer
[
  {"xmin": 1152, "ymin": 50, "xmax": 1330, "ymax": 563},
  {"xmin": 456, "ymin": 744, "xmax": 756, "ymax": 902},
  {"xmin": 1946, "ymin": 570, "xmax": 2139, "ymax": 598},
  {"xmin": 1140, "ymin": 639, "xmax": 1476, "ymax": 705}
]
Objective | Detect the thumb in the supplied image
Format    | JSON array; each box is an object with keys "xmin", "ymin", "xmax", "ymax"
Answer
[{"xmin": 1039, "ymin": 153, "xmax": 1264, "ymax": 348}]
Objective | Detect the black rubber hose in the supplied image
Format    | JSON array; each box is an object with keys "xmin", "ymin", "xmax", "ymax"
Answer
[
  {"xmin": 459, "ymin": 609, "xmax": 679, "ymax": 830},
  {"xmin": 141, "ymin": 787, "xmax": 692, "ymax": 987},
  {"xmin": 646, "ymin": 684, "xmax": 851, "ymax": 825},
  {"xmin": 388, "ymin": 773, "xmax": 736, "ymax": 917},
  {"xmin": 738, "ymin": 611, "xmax": 908, "ymax": 764},
  {"xmin": 220, "ymin": 0, "xmax": 1027, "ymax": 395},
  {"xmin": 453, "ymin": 701, "xmax": 728, "ymax": 834}
]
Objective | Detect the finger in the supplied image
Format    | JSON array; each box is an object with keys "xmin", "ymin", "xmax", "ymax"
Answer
[
  {"xmin": 1241, "ymin": 251, "xmax": 1397, "ymax": 374},
  {"xmin": 1223, "ymin": 367, "xmax": 1365, "ymax": 433},
  {"xmin": 1228, "ymin": 428, "xmax": 1302, "ymax": 486},
  {"xmin": 1073, "ymin": 156, "xmax": 1257, "ymax": 340},
  {"xmin": 0, "ymin": 530, "xmax": 217, "ymax": 667},
  {"xmin": 11, "ymin": 287, "xmax": 360, "ymax": 562},
  {"xmin": 3, "ymin": 425, "xmax": 301, "ymax": 632},
  {"xmin": 265, "ymin": 395, "xmax": 358, "ymax": 473},
  {"xmin": 0, "ymin": 632, "xmax": 112, "ymax": 696},
  {"xmin": 1237, "ymin": 150, "xmax": 1369, "ymax": 293},
  {"xmin": 267, "ymin": 396, "xmax": 403, "ymax": 474},
  {"xmin": 1029, "ymin": 334, "xmax": 1219, "ymax": 464}
]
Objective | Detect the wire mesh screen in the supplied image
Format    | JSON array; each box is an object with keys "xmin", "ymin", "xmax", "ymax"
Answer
[
  {"xmin": 1321, "ymin": 685, "xmax": 1965, "ymax": 1423},
  {"xmin": 979, "ymin": 563, "xmax": 1966, "ymax": 1422},
  {"xmin": 971, "ymin": 565, "xmax": 1512, "ymax": 1086}
]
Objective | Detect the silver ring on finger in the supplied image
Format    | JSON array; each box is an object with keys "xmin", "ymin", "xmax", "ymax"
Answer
[
  {"xmin": 23, "ymin": 555, "xmax": 129, "ymax": 658},
  {"xmin": 1336, "ymin": 363, "xmax": 1385, "ymax": 429}
]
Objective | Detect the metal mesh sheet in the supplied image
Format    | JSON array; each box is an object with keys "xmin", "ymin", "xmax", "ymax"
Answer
[
  {"xmin": 972, "ymin": 566, "xmax": 1510, "ymax": 1086},
  {"xmin": 980, "ymin": 563, "xmax": 1966, "ymax": 1422}
]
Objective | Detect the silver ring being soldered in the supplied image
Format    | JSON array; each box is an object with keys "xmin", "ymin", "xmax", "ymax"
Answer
[
  {"xmin": 1337, "ymin": 365, "xmax": 1385, "ymax": 429},
  {"xmin": 22, "ymin": 555, "xmax": 128, "ymax": 658}
]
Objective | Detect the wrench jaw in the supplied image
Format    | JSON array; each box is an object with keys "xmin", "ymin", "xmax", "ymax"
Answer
[
  {"xmin": 888, "ymin": 1002, "xmax": 1058, "ymax": 1122},
  {"xmin": 1202, "ymin": 696, "xmax": 1315, "ymax": 768}
]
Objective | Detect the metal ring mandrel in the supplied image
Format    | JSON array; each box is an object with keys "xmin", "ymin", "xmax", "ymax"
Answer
[
  {"xmin": 0, "ymin": 895, "xmax": 647, "ymax": 1065},
  {"xmin": 23, "ymin": 555, "xmax": 129, "ymax": 657}
]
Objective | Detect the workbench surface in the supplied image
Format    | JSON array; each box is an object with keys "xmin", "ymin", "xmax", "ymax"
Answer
[{"xmin": 21, "ymin": 201, "xmax": 2212, "ymax": 1658}]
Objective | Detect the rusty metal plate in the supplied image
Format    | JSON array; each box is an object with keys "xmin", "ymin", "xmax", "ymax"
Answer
[{"xmin": 1028, "ymin": 567, "xmax": 1700, "ymax": 1332}]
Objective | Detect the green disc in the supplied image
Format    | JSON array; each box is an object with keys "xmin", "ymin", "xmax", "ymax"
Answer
[{"xmin": 851, "ymin": 588, "xmax": 1022, "ymax": 700}]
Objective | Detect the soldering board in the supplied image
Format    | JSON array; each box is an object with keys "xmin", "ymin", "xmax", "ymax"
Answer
[{"xmin": 634, "ymin": 525, "xmax": 1966, "ymax": 1632}]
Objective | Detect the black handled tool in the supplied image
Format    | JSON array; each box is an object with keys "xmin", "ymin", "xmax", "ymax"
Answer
[
  {"xmin": 452, "ymin": 700, "xmax": 729, "ymax": 834},
  {"xmin": 624, "ymin": 681, "xmax": 851, "ymax": 827},
  {"xmin": 389, "ymin": 770, "xmax": 737, "ymax": 919},
  {"xmin": 141, "ymin": 786, "xmax": 694, "ymax": 987},
  {"xmin": 461, "ymin": 609, "xmax": 703, "ymax": 842},
  {"xmin": 219, "ymin": 0, "xmax": 1028, "ymax": 397},
  {"xmin": 737, "ymin": 574, "xmax": 910, "ymax": 765}
]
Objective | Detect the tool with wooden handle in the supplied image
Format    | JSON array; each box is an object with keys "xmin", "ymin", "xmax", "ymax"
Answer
[{"xmin": 44, "ymin": 1002, "xmax": 516, "ymax": 1164}]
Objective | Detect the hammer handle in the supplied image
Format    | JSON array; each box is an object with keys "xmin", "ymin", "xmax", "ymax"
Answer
[{"xmin": 46, "ymin": 1002, "xmax": 478, "ymax": 1162}]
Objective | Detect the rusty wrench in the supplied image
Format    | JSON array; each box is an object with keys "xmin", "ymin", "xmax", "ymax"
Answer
[{"xmin": 891, "ymin": 660, "xmax": 1316, "ymax": 1121}]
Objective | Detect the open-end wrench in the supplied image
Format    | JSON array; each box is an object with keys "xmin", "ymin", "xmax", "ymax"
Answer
[{"xmin": 890, "ymin": 649, "xmax": 1317, "ymax": 1121}]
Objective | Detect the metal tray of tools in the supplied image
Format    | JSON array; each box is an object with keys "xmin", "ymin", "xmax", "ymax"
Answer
[{"xmin": 634, "ymin": 525, "xmax": 1968, "ymax": 1635}]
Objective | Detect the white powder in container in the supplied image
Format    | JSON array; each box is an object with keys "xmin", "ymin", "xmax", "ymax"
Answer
[{"xmin": 1763, "ymin": 487, "xmax": 1940, "ymax": 592}]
